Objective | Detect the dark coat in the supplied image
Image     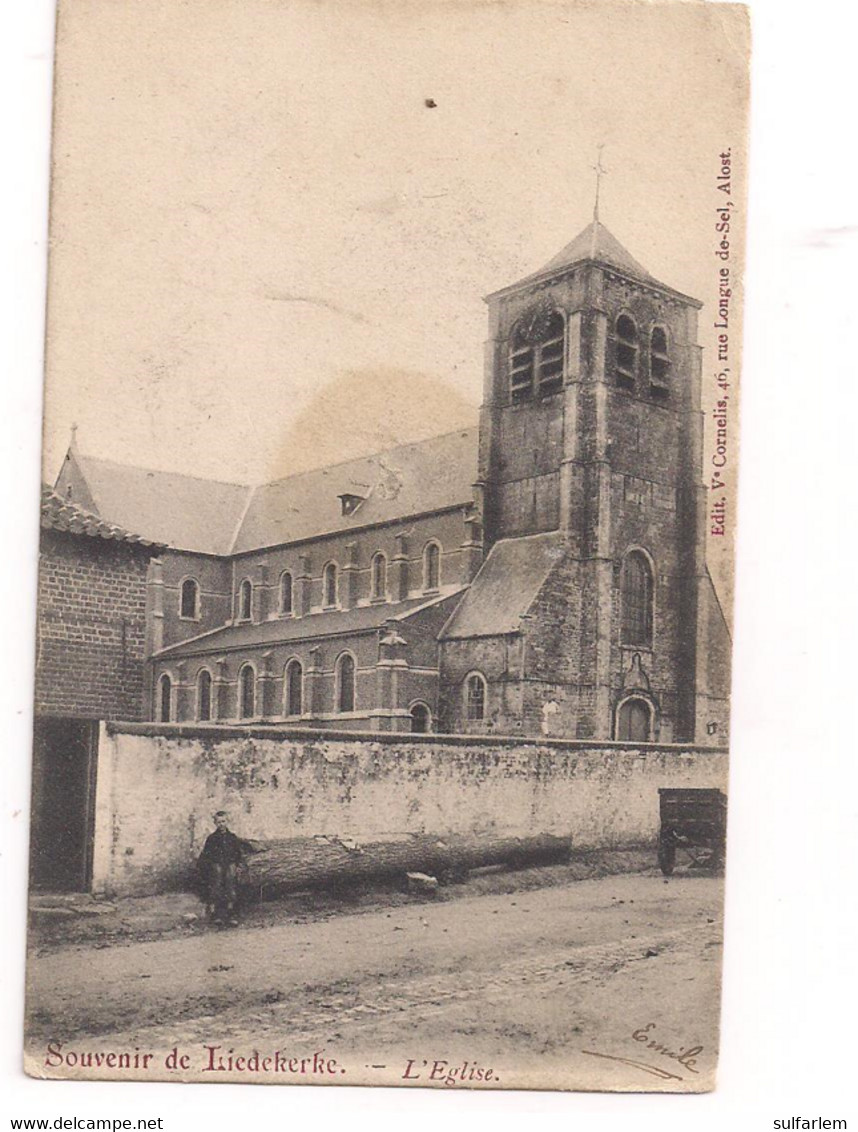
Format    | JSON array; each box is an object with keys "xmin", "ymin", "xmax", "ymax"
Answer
[{"xmin": 198, "ymin": 829, "xmax": 244, "ymax": 874}]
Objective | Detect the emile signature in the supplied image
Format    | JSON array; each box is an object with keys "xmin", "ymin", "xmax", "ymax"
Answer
[{"xmin": 582, "ymin": 1023, "xmax": 705, "ymax": 1082}]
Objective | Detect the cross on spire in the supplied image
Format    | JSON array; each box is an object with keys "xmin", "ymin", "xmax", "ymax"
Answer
[{"xmin": 592, "ymin": 145, "xmax": 608, "ymax": 223}]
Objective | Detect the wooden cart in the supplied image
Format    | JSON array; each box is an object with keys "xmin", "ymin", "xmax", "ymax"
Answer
[{"xmin": 657, "ymin": 787, "xmax": 727, "ymax": 875}]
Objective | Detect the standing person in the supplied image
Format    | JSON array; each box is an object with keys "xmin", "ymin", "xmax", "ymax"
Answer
[{"xmin": 197, "ymin": 811, "xmax": 244, "ymax": 925}]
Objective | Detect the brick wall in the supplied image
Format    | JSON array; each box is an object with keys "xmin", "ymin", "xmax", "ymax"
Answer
[
  {"xmin": 226, "ymin": 509, "xmax": 470, "ymax": 626},
  {"xmin": 153, "ymin": 511, "xmax": 477, "ymax": 658},
  {"xmin": 158, "ymin": 550, "xmax": 232, "ymax": 647},
  {"xmin": 35, "ymin": 530, "xmax": 153, "ymax": 720},
  {"xmin": 92, "ymin": 723, "xmax": 728, "ymax": 895},
  {"xmin": 152, "ymin": 591, "xmax": 460, "ymax": 727},
  {"xmin": 437, "ymin": 635, "xmax": 524, "ymax": 734}
]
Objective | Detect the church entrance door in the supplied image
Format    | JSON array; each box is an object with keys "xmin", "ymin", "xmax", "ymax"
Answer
[
  {"xmin": 616, "ymin": 697, "xmax": 652, "ymax": 742},
  {"xmin": 410, "ymin": 703, "xmax": 431, "ymax": 733}
]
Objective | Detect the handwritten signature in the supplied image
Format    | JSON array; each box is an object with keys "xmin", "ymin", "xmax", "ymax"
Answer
[{"xmin": 582, "ymin": 1023, "xmax": 704, "ymax": 1082}]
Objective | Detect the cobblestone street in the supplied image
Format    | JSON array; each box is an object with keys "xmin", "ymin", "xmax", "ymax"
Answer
[{"xmin": 26, "ymin": 869, "xmax": 724, "ymax": 1092}]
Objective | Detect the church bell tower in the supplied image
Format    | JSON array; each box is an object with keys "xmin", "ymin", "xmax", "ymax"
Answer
[{"xmin": 474, "ymin": 213, "xmax": 709, "ymax": 741}]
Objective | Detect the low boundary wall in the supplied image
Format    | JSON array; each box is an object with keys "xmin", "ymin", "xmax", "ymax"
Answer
[{"xmin": 92, "ymin": 723, "xmax": 728, "ymax": 896}]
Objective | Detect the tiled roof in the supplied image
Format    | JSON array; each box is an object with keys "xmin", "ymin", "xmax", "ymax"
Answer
[
  {"xmin": 439, "ymin": 531, "xmax": 566, "ymax": 639},
  {"xmin": 40, "ymin": 486, "xmax": 162, "ymax": 547},
  {"xmin": 59, "ymin": 453, "xmax": 252, "ymax": 556},
  {"xmin": 231, "ymin": 428, "xmax": 478, "ymax": 554},
  {"xmin": 154, "ymin": 589, "xmax": 465, "ymax": 658}
]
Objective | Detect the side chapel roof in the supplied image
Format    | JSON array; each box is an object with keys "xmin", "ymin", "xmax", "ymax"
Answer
[
  {"xmin": 440, "ymin": 531, "xmax": 566, "ymax": 639},
  {"xmin": 153, "ymin": 588, "xmax": 464, "ymax": 657}
]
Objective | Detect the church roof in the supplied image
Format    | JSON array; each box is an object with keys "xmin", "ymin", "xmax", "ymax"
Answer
[
  {"xmin": 232, "ymin": 428, "xmax": 478, "ymax": 554},
  {"xmin": 439, "ymin": 530, "xmax": 566, "ymax": 639},
  {"xmin": 40, "ymin": 485, "xmax": 163, "ymax": 548},
  {"xmin": 58, "ymin": 427, "xmax": 478, "ymax": 557},
  {"xmin": 57, "ymin": 451, "xmax": 252, "ymax": 556},
  {"xmin": 536, "ymin": 220, "xmax": 655, "ymax": 282},
  {"xmin": 488, "ymin": 219, "xmax": 698, "ymax": 303},
  {"xmin": 154, "ymin": 588, "xmax": 464, "ymax": 657}
]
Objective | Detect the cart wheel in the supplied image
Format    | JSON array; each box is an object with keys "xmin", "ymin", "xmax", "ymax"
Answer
[{"xmin": 657, "ymin": 836, "xmax": 676, "ymax": 876}]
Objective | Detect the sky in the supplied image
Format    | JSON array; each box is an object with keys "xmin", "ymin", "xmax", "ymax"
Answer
[{"xmin": 42, "ymin": 0, "xmax": 748, "ymax": 603}]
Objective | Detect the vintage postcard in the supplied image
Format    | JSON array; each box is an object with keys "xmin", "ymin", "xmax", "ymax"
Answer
[{"xmin": 25, "ymin": 0, "xmax": 749, "ymax": 1093}]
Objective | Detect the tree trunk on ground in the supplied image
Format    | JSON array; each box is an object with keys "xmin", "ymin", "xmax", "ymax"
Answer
[{"xmin": 241, "ymin": 832, "xmax": 571, "ymax": 896}]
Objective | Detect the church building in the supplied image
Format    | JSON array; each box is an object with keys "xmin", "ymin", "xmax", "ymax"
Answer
[{"xmin": 54, "ymin": 217, "xmax": 731, "ymax": 744}]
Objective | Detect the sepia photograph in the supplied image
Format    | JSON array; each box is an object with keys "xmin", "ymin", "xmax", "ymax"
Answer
[{"xmin": 23, "ymin": 0, "xmax": 749, "ymax": 1094}]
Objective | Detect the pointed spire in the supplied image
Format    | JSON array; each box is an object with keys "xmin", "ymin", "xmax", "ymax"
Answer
[
  {"xmin": 514, "ymin": 220, "xmax": 655, "ymax": 290},
  {"xmin": 486, "ymin": 165, "xmax": 701, "ymax": 304}
]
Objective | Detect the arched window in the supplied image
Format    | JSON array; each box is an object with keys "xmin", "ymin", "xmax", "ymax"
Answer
[
  {"xmin": 621, "ymin": 550, "xmax": 654, "ymax": 647},
  {"xmin": 238, "ymin": 579, "xmax": 252, "ymax": 621},
  {"xmin": 615, "ymin": 696, "xmax": 653, "ymax": 742},
  {"xmin": 371, "ymin": 552, "xmax": 387, "ymax": 600},
  {"xmin": 423, "ymin": 541, "xmax": 441, "ymax": 591},
  {"xmin": 238, "ymin": 663, "xmax": 256, "ymax": 719},
  {"xmin": 615, "ymin": 314, "xmax": 638, "ymax": 390},
  {"xmin": 465, "ymin": 672, "xmax": 487, "ymax": 722},
  {"xmin": 336, "ymin": 652, "xmax": 356, "ymax": 713},
  {"xmin": 197, "ymin": 669, "xmax": 213, "ymax": 722},
  {"xmin": 284, "ymin": 659, "xmax": 303, "ymax": 717},
  {"xmin": 323, "ymin": 562, "xmax": 338, "ymax": 608},
  {"xmin": 157, "ymin": 673, "xmax": 172, "ymax": 723},
  {"xmin": 179, "ymin": 578, "xmax": 199, "ymax": 620},
  {"xmin": 650, "ymin": 326, "xmax": 669, "ymax": 397},
  {"xmin": 509, "ymin": 309, "xmax": 566, "ymax": 403},
  {"xmin": 280, "ymin": 571, "xmax": 293, "ymax": 616},
  {"xmin": 410, "ymin": 702, "xmax": 431, "ymax": 733}
]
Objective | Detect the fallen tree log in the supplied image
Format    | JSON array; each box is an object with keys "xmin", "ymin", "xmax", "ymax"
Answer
[{"xmin": 239, "ymin": 831, "xmax": 571, "ymax": 897}]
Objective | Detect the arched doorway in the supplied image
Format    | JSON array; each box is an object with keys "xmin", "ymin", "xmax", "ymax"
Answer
[
  {"xmin": 409, "ymin": 702, "xmax": 431, "ymax": 733},
  {"xmin": 615, "ymin": 696, "xmax": 653, "ymax": 742}
]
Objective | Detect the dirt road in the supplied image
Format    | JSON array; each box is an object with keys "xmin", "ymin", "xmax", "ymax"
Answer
[{"xmin": 25, "ymin": 872, "xmax": 724, "ymax": 1092}]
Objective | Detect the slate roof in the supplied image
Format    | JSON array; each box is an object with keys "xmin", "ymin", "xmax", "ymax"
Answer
[
  {"xmin": 439, "ymin": 531, "xmax": 566, "ymax": 639},
  {"xmin": 61, "ymin": 428, "xmax": 478, "ymax": 557},
  {"xmin": 40, "ymin": 486, "xmax": 162, "ymax": 547},
  {"xmin": 538, "ymin": 220, "xmax": 653, "ymax": 280},
  {"xmin": 154, "ymin": 589, "xmax": 465, "ymax": 657},
  {"xmin": 59, "ymin": 452, "xmax": 251, "ymax": 556},
  {"xmin": 489, "ymin": 219, "xmax": 698, "ymax": 304},
  {"xmin": 231, "ymin": 428, "xmax": 478, "ymax": 554}
]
